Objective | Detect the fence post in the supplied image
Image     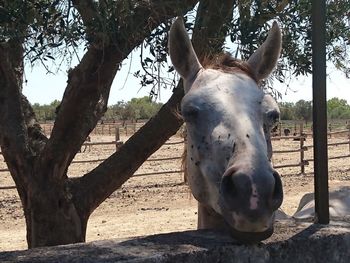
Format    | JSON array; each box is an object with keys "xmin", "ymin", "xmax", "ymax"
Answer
[
  {"xmin": 279, "ymin": 122, "xmax": 282, "ymax": 137},
  {"xmin": 348, "ymin": 124, "xmax": 350, "ymax": 154},
  {"xmin": 300, "ymin": 122, "xmax": 305, "ymax": 174},
  {"xmin": 115, "ymin": 126, "xmax": 120, "ymax": 151}
]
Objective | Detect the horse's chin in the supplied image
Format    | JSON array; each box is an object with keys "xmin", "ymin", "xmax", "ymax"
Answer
[
  {"xmin": 222, "ymin": 212, "xmax": 276, "ymax": 244},
  {"xmin": 228, "ymin": 225, "xmax": 274, "ymax": 244}
]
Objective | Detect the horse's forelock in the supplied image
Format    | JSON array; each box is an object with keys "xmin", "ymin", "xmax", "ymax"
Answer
[{"xmin": 202, "ymin": 53, "xmax": 258, "ymax": 83}]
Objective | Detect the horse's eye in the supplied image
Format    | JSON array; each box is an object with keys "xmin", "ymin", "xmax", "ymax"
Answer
[
  {"xmin": 266, "ymin": 110, "xmax": 280, "ymax": 124},
  {"xmin": 182, "ymin": 105, "xmax": 200, "ymax": 122}
]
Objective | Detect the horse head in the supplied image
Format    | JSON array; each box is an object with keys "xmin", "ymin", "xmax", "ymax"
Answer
[{"xmin": 169, "ymin": 17, "xmax": 283, "ymax": 243}]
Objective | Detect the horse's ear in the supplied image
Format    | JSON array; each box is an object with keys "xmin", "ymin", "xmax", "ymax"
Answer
[
  {"xmin": 168, "ymin": 17, "xmax": 202, "ymax": 81},
  {"xmin": 247, "ymin": 22, "xmax": 282, "ymax": 81}
]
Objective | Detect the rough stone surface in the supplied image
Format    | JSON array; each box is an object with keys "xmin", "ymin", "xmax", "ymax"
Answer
[{"xmin": 1, "ymin": 220, "xmax": 350, "ymax": 263}]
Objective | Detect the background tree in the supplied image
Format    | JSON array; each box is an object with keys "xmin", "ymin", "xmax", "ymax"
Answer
[
  {"xmin": 327, "ymin": 97, "xmax": 350, "ymax": 119},
  {"xmin": 32, "ymin": 100, "xmax": 61, "ymax": 121},
  {"xmin": 294, "ymin": 99, "xmax": 313, "ymax": 123},
  {"xmin": 279, "ymin": 98, "xmax": 350, "ymax": 121},
  {"xmin": 279, "ymin": 102, "xmax": 296, "ymax": 120},
  {"xmin": 105, "ymin": 101, "xmax": 130, "ymax": 122},
  {"xmin": 127, "ymin": 97, "xmax": 163, "ymax": 121},
  {"xmin": 103, "ymin": 97, "xmax": 163, "ymax": 122}
]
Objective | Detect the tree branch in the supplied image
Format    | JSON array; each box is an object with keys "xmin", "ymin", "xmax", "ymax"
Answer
[
  {"xmin": 192, "ymin": 0, "xmax": 236, "ymax": 60},
  {"xmin": 38, "ymin": 0, "xmax": 199, "ymax": 181},
  {"xmin": 71, "ymin": 0, "xmax": 105, "ymax": 48},
  {"xmin": 71, "ymin": 0, "xmax": 98, "ymax": 26},
  {"xmin": 21, "ymin": 95, "xmax": 48, "ymax": 154},
  {"xmin": 0, "ymin": 43, "xmax": 32, "ymax": 192}
]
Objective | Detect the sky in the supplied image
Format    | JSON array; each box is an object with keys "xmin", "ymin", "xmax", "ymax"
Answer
[{"xmin": 23, "ymin": 50, "xmax": 350, "ymax": 106}]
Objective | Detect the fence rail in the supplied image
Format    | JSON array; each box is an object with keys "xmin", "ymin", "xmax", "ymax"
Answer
[{"xmin": 2, "ymin": 122, "xmax": 350, "ymax": 190}]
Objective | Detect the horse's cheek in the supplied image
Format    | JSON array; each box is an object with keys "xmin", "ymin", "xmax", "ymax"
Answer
[{"xmin": 187, "ymin": 167, "xmax": 210, "ymax": 203}]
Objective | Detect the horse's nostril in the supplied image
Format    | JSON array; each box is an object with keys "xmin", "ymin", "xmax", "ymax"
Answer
[
  {"xmin": 221, "ymin": 169, "xmax": 250, "ymax": 203},
  {"xmin": 221, "ymin": 167, "xmax": 283, "ymax": 212},
  {"xmin": 271, "ymin": 171, "xmax": 283, "ymax": 210},
  {"xmin": 267, "ymin": 110, "xmax": 280, "ymax": 123},
  {"xmin": 221, "ymin": 173, "xmax": 236, "ymax": 197}
]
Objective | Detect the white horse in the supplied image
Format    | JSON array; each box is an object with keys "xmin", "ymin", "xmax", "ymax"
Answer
[{"xmin": 169, "ymin": 18, "xmax": 283, "ymax": 243}]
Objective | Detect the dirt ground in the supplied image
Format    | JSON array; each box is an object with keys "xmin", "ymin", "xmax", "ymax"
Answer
[{"xmin": 1, "ymin": 134, "xmax": 350, "ymax": 251}]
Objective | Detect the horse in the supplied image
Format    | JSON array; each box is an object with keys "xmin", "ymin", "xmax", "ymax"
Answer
[{"xmin": 168, "ymin": 18, "xmax": 283, "ymax": 243}]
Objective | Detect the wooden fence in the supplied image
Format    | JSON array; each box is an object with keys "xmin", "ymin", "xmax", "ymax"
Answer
[
  {"xmin": 42, "ymin": 122, "xmax": 150, "ymax": 137},
  {"xmin": 272, "ymin": 123, "xmax": 350, "ymax": 174},
  {"xmin": 2, "ymin": 123, "xmax": 350, "ymax": 190},
  {"xmin": 0, "ymin": 136, "xmax": 185, "ymax": 190}
]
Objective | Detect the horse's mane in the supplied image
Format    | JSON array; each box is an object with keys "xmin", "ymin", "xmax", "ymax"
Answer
[{"xmin": 202, "ymin": 53, "xmax": 258, "ymax": 83}]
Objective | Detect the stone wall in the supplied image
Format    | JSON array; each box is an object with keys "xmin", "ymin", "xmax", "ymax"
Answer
[{"xmin": 1, "ymin": 220, "xmax": 350, "ymax": 263}]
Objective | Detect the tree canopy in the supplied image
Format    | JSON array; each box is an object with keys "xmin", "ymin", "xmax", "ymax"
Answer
[
  {"xmin": 279, "ymin": 97, "xmax": 350, "ymax": 120},
  {"xmin": 124, "ymin": 0, "xmax": 350, "ymax": 96},
  {"xmin": 327, "ymin": 97, "xmax": 350, "ymax": 119},
  {"xmin": 32, "ymin": 97, "xmax": 163, "ymax": 122},
  {"xmin": 103, "ymin": 97, "xmax": 163, "ymax": 122},
  {"xmin": 2, "ymin": 1, "xmax": 349, "ymax": 97}
]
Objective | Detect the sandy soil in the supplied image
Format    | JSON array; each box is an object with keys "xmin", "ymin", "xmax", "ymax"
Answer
[{"xmin": 1, "ymin": 134, "xmax": 350, "ymax": 251}]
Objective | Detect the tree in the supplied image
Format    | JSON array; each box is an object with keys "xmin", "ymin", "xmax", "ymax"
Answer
[
  {"xmin": 104, "ymin": 101, "xmax": 130, "ymax": 122},
  {"xmin": 127, "ymin": 96, "xmax": 163, "ymax": 121},
  {"xmin": 294, "ymin": 99, "xmax": 313, "ymax": 123},
  {"xmin": 0, "ymin": 0, "xmax": 236, "ymax": 248},
  {"xmin": 31, "ymin": 100, "xmax": 61, "ymax": 121},
  {"xmin": 327, "ymin": 97, "xmax": 350, "ymax": 119},
  {"xmin": 94, "ymin": 98, "xmax": 163, "ymax": 122},
  {"xmin": 279, "ymin": 102, "xmax": 296, "ymax": 120}
]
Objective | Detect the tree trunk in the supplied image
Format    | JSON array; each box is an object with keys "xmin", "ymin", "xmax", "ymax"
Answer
[{"xmin": 24, "ymin": 179, "xmax": 87, "ymax": 248}]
